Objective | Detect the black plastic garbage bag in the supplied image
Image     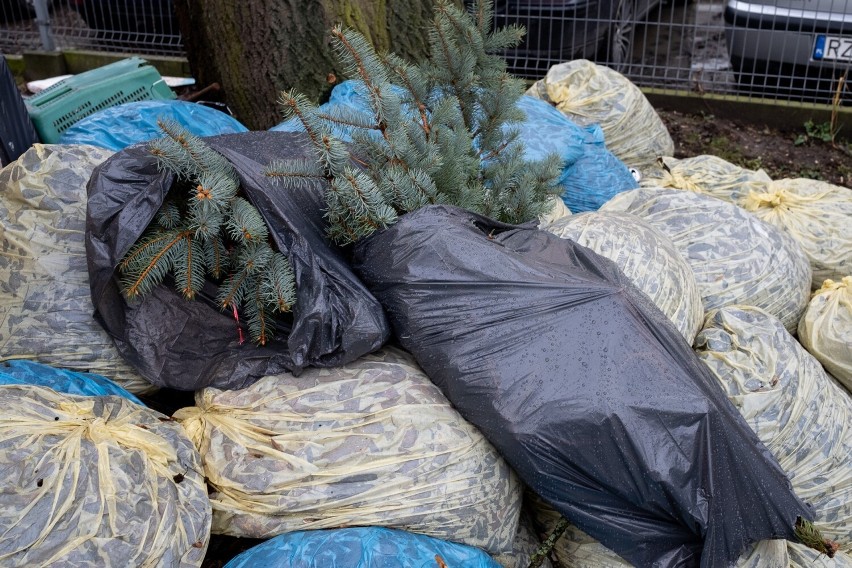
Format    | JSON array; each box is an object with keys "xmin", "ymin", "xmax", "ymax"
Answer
[
  {"xmin": 86, "ymin": 131, "xmax": 389, "ymax": 390},
  {"xmin": 353, "ymin": 205, "xmax": 812, "ymax": 567}
]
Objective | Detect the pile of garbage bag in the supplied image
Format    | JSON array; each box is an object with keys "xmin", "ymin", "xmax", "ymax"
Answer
[
  {"xmin": 273, "ymin": 79, "xmax": 639, "ymax": 214},
  {"xmin": 353, "ymin": 204, "xmax": 814, "ymax": 566},
  {"xmin": 4, "ymin": 55, "xmax": 852, "ymax": 568},
  {"xmin": 642, "ymin": 157, "xmax": 852, "ymax": 290},
  {"xmin": 696, "ymin": 306, "xmax": 852, "ymax": 549},
  {"xmin": 223, "ymin": 527, "xmax": 502, "ymax": 568},
  {"xmin": 526, "ymin": 59, "xmax": 674, "ymax": 171},
  {"xmin": 0, "ymin": 359, "xmax": 142, "ymax": 404}
]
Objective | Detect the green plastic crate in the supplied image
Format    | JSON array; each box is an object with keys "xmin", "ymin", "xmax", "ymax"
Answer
[{"xmin": 25, "ymin": 57, "xmax": 176, "ymax": 143}]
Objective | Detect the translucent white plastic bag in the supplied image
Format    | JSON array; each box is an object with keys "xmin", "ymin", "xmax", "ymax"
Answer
[
  {"xmin": 0, "ymin": 144, "xmax": 154, "ymax": 394},
  {"xmin": 602, "ymin": 187, "xmax": 812, "ymax": 332},
  {"xmin": 0, "ymin": 385, "xmax": 211, "ymax": 566},
  {"xmin": 741, "ymin": 178, "xmax": 852, "ymax": 289},
  {"xmin": 798, "ymin": 277, "xmax": 852, "ymax": 391},
  {"xmin": 526, "ymin": 60, "xmax": 674, "ymax": 171},
  {"xmin": 695, "ymin": 306, "xmax": 852, "ymax": 550},
  {"xmin": 640, "ymin": 155, "xmax": 772, "ymax": 203},
  {"xmin": 542, "ymin": 211, "xmax": 704, "ymax": 344},
  {"xmin": 174, "ymin": 347, "xmax": 521, "ymax": 553}
]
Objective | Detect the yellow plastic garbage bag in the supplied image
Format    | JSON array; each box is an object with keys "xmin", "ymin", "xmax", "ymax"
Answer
[
  {"xmin": 0, "ymin": 144, "xmax": 155, "ymax": 394},
  {"xmin": 741, "ymin": 178, "xmax": 852, "ymax": 289},
  {"xmin": 0, "ymin": 385, "xmax": 211, "ymax": 566},
  {"xmin": 640, "ymin": 155, "xmax": 773, "ymax": 203},
  {"xmin": 798, "ymin": 277, "xmax": 852, "ymax": 391},
  {"xmin": 695, "ymin": 306, "xmax": 852, "ymax": 551},
  {"xmin": 527, "ymin": 491, "xmax": 789, "ymax": 568},
  {"xmin": 174, "ymin": 347, "xmax": 521, "ymax": 553}
]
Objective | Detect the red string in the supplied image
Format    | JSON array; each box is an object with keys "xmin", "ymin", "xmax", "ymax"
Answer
[{"xmin": 232, "ymin": 304, "xmax": 244, "ymax": 345}]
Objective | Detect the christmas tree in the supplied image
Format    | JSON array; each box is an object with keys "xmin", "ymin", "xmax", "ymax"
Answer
[
  {"xmin": 265, "ymin": 0, "xmax": 564, "ymax": 244},
  {"xmin": 119, "ymin": 120, "xmax": 296, "ymax": 345}
]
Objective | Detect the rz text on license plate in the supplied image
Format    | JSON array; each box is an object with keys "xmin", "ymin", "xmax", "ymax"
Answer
[{"xmin": 813, "ymin": 35, "xmax": 852, "ymax": 62}]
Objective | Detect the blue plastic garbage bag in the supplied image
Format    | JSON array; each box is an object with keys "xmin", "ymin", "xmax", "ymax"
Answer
[
  {"xmin": 0, "ymin": 359, "xmax": 144, "ymax": 404},
  {"xmin": 224, "ymin": 527, "xmax": 501, "ymax": 568},
  {"xmin": 559, "ymin": 124, "xmax": 639, "ymax": 213},
  {"xmin": 58, "ymin": 100, "xmax": 248, "ymax": 151}
]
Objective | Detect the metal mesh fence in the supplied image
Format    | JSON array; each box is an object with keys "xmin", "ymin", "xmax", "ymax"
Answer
[
  {"xmin": 1, "ymin": 0, "xmax": 849, "ymax": 104},
  {"xmin": 0, "ymin": 0, "xmax": 183, "ymax": 56}
]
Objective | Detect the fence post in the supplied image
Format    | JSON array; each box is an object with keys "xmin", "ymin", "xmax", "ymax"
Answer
[{"xmin": 32, "ymin": 0, "xmax": 56, "ymax": 51}]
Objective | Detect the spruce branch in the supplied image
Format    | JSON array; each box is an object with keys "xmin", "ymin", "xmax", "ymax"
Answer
[
  {"xmin": 173, "ymin": 232, "xmax": 205, "ymax": 300},
  {"xmin": 121, "ymin": 122, "xmax": 297, "ymax": 345},
  {"xmin": 264, "ymin": 159, "xmax": 327, "ymax": 188},
  {"xmin": 227, "ymin": 197, "xmax": 269, "ymax": 244},
  {"xmin": 121, "ymin": 229, "xmax": 190, "ymax": 299},
  {"xmin": 528, "ymin": 516, "xmax": 569, "ymax": 568},
  {"xmin": 156, "ymin": 201, "xmax": 181, "ymax": 230},
  {"xmin": 263, "ymin": 253, "xmax": 297, "ymax": 313}
]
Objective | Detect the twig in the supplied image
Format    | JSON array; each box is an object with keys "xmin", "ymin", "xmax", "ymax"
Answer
[
  {"xmin": 795, "ymin": 517, "xmax": 839, "ymax": 558},
  {"xmin": 528, "ymin": 516, "xmax": 570, "ymax": 568}
]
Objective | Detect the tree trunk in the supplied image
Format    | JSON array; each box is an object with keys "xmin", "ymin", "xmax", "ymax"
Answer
[{"xmin": 174, "ymin": 0, "xmax": 450, "ymax": 130}]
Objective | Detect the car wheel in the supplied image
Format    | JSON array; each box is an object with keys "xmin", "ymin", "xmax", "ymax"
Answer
[{"xmin": 609, "ymin": 0, "xmax": 637, "ymax": 72}]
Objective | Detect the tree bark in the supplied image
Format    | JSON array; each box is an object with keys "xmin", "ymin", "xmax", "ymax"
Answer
[{"xmin": 174, "ymin": 0, "xmax": 452, "ymax": 130}]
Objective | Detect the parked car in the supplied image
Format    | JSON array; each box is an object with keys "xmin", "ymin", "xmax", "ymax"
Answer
[
  {"xmin": 724, "ymin": 0, "xmax": 852, "ymax": 101},
  {"xmin": 490, "ymin": 0, "xmax": 663, "ymax": 77}
]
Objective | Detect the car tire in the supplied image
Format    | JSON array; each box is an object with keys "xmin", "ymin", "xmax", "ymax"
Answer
[{"xmin": 609, "ymin": 0, "xmax": 637, "ymax": 73}]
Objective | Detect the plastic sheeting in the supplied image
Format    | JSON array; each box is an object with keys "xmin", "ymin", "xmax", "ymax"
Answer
[
  {"xmin": 58, "ymin": 100, "xmax": 248, "ymax": 151},
  {"xmin": 223, "ymin": 527, "xmax": 501, "ymax": 568},
  {"xmin": 602, "ymin": 187, "xmax": 812, "ymax": 332},
  {"xmin": 527, "ymin": 59, "xmax": 674, "ymax": 171},
  {"xmin": 85, "ymin": 132, "xmax": 389, "ymax": 390},
  {"xmin": 0, "ymin": 384, "xmax": 211, "ymax": 566},
  {"xmin": 173, "ymin": 347, "xmax": 521, "ymax": 553},
  {"xmin": 639, "ymin": 155, "xmax": 772, "ymax": 203},
  {"xmin": 0, "ymin": 144, "xmax": 154, "ymax": 394},
  {"xmin": 798, "ymin": 277, "xmax": 852, "ymax": 391},
  {"xmin": 695, "ymin": 306, "xmax": 852, "ymax": 551},
  {"xmin": 528, "ymin": 491, "xmax": 789, "ymax": 568},
  {"xmin": 542, "ymin": 211, "xmax": 704, "ymax": 344},
  {"xmin": 0, "ymin": 359, "xmax": 143, "ymax": 404},
  {"xmin": 352, "ymin": 204, "xmax": 812, "ymax": 567},
  {"xmin": 741, "ymin": 178, "xmax": 852, "ymax": 290}
]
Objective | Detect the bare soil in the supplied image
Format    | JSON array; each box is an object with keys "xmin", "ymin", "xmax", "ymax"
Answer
[{"xmin": 655, "ymin": 107, "xmax": 852, "ymax": 189}]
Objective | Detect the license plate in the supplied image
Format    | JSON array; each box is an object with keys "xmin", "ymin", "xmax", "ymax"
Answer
[{"xmin": 813, "ymin": 35, "xmax": 852, "ymax": 62}]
